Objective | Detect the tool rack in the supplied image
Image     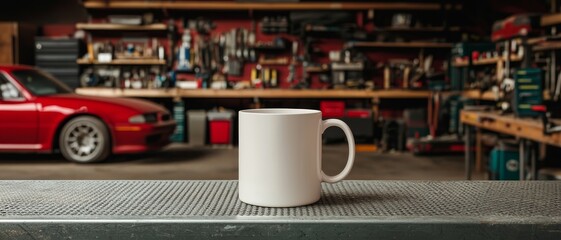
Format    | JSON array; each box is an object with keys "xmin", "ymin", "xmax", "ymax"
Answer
[{"xmin": 75, "ymin": 0, "xmax": 462, "ymax": 98}]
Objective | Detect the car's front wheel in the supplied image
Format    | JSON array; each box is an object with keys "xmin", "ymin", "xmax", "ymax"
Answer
[{"xmin": 59, "ymin": 116, "xmax": 111, "ymax": 163}]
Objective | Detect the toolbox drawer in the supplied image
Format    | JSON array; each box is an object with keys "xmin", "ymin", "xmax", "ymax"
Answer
[
  {"xmin": 514, "ymin": 68, "xmax": 543, "ymax": 117},
  {"xmin": 35, "ymin": 38, "xmax": 83, "ymax": 90},
  {"xmin": 37, "ymin": 67, "xmax": 79, "ymax": 76}
]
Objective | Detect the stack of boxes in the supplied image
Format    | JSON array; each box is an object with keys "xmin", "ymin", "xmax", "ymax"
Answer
[
  {"xmin": 182, "ymin": 109, "xmax": 234, "ymax": 146},
  {"xmin": 403, "ymin": 109, "xmax": 429, "ymax": 139},
  {"xmin": 170, "ymin": 102, "xmax": 186, "ymax": 142},
  {"xmin": 171, "ymin": 107, "xmax": 235, "ymax": 146},
  {"xmin": 450, "ymin": 42, "xmax": 495, "ymax": 90}
]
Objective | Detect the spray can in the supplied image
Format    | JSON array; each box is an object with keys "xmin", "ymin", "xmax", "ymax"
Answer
[{"xmin": 178, "ymin": 30, "xmax": 192, "ymax": 70}]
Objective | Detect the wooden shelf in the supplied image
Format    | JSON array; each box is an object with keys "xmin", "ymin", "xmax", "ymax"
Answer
[
  {"xmin": 472, "ymin": 55, "xmax": 522, "ymax": 66},
  {"xmin": 75, "ymin": 88, "xmax": 433, "ymax": 99},
  {"xmin": 77, "ymin": 58, "xmax": 166, "ymax": 65},
  {"xmin": 541, "ymin": 13, "xmax": 561, "ymax": 27},
  {"xmin": 76, "ymin": 23, "xmax": 167, "ymax": 31},
  {"xmin": 76, "ymin": 88, "xmax": 178, "ymax": 98},
  {"xmin": 85, "ymin": 88, "xmax": 558, "ymax": 101},
  {"xmin": 304, "ymin": 66, "xmax": 329, "ymax": 73},
  {"xmin": 463, "ymin": 89, "xmax": 550, "ymax": 101},
  {"xmin": 505, "ymin": 55, "xmax": 524, "ymax": 63},
  {"xmin": 178, "ymin": 89, "xmax": 373, "ymax": 99},
  {"xmin": 472, "ymin": 57, "xmax": 501, "ymax": 66},
  {"xmin": 451, "ymin": 55, "xmax": 523, "ymax": 68},
  {"xmin": 371, "ymin": 89, "xmax": 432, "ymax": 99},
  {"xmin": 527, "ymin": 36, "xmax": 548, "ymax": 45},
  {"xmin": 462, "ymin": 90, "xmax": 498, "ymax": 101},
  {"xmin": 348, "ymin": 41, "xmax": 452, "ymax": 48},
  {"xmin": 82, "ymin": 1, "xmax": 461, "ymax": 11},
  {"xmin": 528, "ymin": 34, "xmax": 561, "ymax": 46},
  {"xmin": 451, "ymin": 60, "xmax": 468, "ymax": 67},
  {"xmin": 377, "ymin": 26, "xmax": 460, "ymax": 32},
  {"xmin": 533, "ymin": 41, "xmax": 561, "ymax": 51}
]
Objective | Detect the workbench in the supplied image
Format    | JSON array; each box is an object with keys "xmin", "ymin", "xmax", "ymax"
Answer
[
  {"xmin": 1, "ymin": 180, "xmax": 561, "ymax": 239},
  {"xmin": 75, "ymin": 88, "xmax": 432, "ymax": 120},
  {"xmin": 460, "ymin": 110, "xmax": 561, "ymax": 180}
]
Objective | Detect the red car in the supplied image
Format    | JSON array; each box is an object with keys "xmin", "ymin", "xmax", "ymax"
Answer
[{"xmin": 0, "ymin": 65, "xmax": 176, "ymax": 163}]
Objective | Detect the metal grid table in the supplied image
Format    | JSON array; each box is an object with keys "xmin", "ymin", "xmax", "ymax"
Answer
[{"xmin": 1, "ymin": 180, "xmax": 560, "ymax": 239}]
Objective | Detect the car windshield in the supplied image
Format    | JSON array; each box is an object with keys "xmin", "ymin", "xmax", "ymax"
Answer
[{"xmin": 11, "ymin": 69, "xmax": 73, "ymax": 96}]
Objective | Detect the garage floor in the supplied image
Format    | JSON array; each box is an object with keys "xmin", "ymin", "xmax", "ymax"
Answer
[{"xmin": 0, "ymin": 144, "xmax": 484, "ymax": 180}]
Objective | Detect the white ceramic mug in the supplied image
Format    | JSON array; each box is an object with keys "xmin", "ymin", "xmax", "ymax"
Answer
[{"xmin": 239, "ymin": 108, "xmax": 355, "ymax": 207}]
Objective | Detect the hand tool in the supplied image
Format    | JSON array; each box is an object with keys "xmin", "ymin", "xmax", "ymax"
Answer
[
  {"xmin": 286, "ymin": 41, "xmax": 298, "ymax": 83},
  {"xmin": 427, "ymin": 91, "xmax": 441, "ymax": 137},
  {"xmin": 531, "ymin": 105, "xmax": 561, "ymax": 135},
  {"xmin": 167, "ymin": 20, "xmax": 176, "ymax": 69}
]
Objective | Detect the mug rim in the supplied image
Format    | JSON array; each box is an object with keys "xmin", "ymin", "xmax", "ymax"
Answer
[{"xmin": 239, "ymin": 108, "xmax": 320, "ymax": 115}]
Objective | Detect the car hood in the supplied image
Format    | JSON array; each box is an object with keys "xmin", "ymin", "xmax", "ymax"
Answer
[{"xmin": 42, "ymin": 94, "xmax": 168, "ymax": 113}]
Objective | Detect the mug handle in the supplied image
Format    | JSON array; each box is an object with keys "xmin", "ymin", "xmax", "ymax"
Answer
[{"xmin": 321, "ymin": 119, "xmax": 355, "ymax": 183}]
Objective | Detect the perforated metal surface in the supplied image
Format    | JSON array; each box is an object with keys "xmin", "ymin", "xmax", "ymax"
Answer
[{"xmin": 1, "ymin": 180, "xmax": 560, "ymax": 220}]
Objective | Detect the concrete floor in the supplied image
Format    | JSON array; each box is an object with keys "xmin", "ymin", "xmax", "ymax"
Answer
[{"xmin": 0, "ymin": 144, "xmax": 484, "ymax": 180}]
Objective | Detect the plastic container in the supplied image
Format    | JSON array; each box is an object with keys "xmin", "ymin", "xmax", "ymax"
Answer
[
  {"xmin": 320, "ymin": 101, "xmax": 345, "ymax": 118},
  {"xmin": 208, "ymin": 110, "xmax": 235, "ymax": 145}
]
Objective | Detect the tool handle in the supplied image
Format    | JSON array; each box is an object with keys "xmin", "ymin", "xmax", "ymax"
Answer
[
  {"xmin": 531, "ymin": 105, "xmax": 547, "ymax": 112},
  {"xmin": 320, "ymin": 119, "xmax": 355, "ymax": 183}
]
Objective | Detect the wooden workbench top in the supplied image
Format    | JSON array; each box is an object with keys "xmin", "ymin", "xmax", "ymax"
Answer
[
  {"xmin": 460, "ymin": 110, "xmax": 561, "ymax": 147},
  {"xmin": 75, "ymin": 88, "xmax": 433, "ymax": 99}
]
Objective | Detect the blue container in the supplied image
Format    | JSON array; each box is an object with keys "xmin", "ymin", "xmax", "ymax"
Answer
[
  {"xmin": 170, "ymin": 102, "xmax": 186, "ymax": 142},
  {"xmin": 489, "ymin": 141, "xmax": 519, "ymax": 180}
]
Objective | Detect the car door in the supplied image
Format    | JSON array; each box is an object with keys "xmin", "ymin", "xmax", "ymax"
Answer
[{"xmin": 0, "ymin": 73, "xmax": 39, "ymax": 150}]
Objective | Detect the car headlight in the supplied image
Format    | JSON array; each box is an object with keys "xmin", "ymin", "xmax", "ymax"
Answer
[{"xmin": 129, "ymin": 113, "xmax": 158, "ymax": 124}]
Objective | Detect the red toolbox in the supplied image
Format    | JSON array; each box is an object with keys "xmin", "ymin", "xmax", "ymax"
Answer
[
  {"xmin": 208, "ymin": 110, "xmax": 235, "ymax": 145},
  {"xmin": 209, "ymin": 121, "xmax": 231, "ymax": 144},
  {"xmin": 323, "ymin": 108, "xmax": 374, "ymax": 143},
  {"xmin": 346, "ymin": 109, "xmax": 371, "ymax": 118},
  {"xmin": 320, "ymin": 101, "xmax": 345, "ymax": 118}
]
